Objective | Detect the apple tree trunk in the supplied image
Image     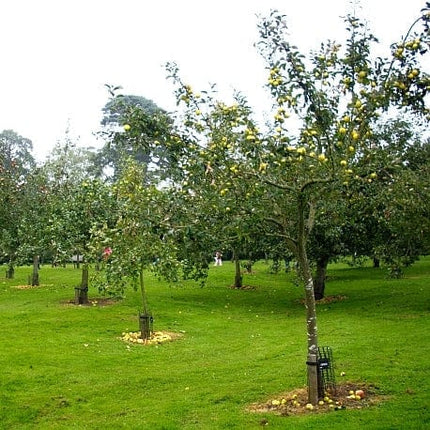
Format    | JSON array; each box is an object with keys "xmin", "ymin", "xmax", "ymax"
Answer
[
  {"xmin": 139, "ymin": 266, "xmax": 152, "ymax": 340},
  {"xmin": 296, "ymin": 194, "xmax": 319, "ymax": 405},
  {"xmin": 313, "ymin": 256, "xmax": 329, "ymax": 300},
  {"xmin": 373, "ymin": 257, "xmax": 380, "ymax": 268},
  {"xmin": 75, "ymin": 263, "xmax": 89, "ymax": 304},
  {"xmin": 31, "ymin": 255, "xmax": 40, "ymax": 286},
  {"xmin": 6, "ymin": 262, "xmax": 14, "ymax": 279},
  {"xmin": 232, "ymin": 249, "xmax": 243, "ymax": 289}
]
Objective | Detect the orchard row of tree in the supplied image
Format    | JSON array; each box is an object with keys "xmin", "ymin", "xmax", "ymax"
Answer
[{"xmin": 1, "ymin": 6, "xmax": 429, "ymax": 403}]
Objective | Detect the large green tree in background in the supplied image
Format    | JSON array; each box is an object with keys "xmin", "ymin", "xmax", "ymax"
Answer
[
  {"xmin": 98, "ymin": 90, "xmax": 174, "ymax": 181},
  {"xmin": 101, "ymin": 92, "xmax": 163, "ymax": 126}
]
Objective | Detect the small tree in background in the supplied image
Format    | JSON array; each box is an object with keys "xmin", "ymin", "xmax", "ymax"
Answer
[
  {"xmin": 92, "ymin": 158, "xmax": 182, "ymax": 339},
  {"xmin": 41, "ymin": 137, "xmax": 115, "ymax": 302}
]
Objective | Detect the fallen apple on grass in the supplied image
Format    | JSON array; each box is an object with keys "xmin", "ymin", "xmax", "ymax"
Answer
[{"xmin": 355, "ymin": 389, "xmax": 365, "ymax": 399}]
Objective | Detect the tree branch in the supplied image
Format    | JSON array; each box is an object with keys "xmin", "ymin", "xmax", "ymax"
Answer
[{"xmin": 263, "ymin": 216, "xmax": 298, "ymax": 255}]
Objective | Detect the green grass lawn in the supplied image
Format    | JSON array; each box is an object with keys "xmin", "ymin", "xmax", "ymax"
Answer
[{"xmin": 0, "ymin": 257, "xmax": 429, "ymax": 429}]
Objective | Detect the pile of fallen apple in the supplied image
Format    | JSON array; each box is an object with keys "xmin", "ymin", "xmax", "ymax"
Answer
[
  {"xmin": 270, "ymin": 388, "xmax": 364, "ymax": 411},
  {"xmin": 249, "ymin": 382, "xmax": 380, "ymax": 416},
  {"xmin": 121, "ymin": 331, "xmax": 173, "ymax": 345}
]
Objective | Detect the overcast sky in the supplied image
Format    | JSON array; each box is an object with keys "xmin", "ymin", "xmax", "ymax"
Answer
[{"xmin": 0, "ymin": 0, "xmax": 427, "ymax": 161}]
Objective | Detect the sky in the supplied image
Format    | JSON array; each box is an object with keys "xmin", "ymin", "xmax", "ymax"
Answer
[{"xmin": 0, "ymin": 0, "xmax": 427, "ymax": 161}]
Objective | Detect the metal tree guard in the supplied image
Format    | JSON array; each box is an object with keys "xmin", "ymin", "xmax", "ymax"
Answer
[{"xmin": 317, "ymin": 346, "xmax": 336, "ymax": 398}]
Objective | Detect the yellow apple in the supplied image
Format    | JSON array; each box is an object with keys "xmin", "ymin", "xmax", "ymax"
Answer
[{"xmin": 395, "ymin": 47, "xmax": 404, "ymax": 58}]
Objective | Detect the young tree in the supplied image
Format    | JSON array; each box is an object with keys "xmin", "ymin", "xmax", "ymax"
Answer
[
  {"xmin": 91, "ymin": 158, "xmax": 183, "ymax": 339},
  {"xmin": 92, "ymin": 95, "xmax": 215, "ymax": 337}
]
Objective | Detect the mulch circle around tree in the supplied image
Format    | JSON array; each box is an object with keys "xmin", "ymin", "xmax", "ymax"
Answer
[{"xmin": 247, "ymin": 381, "xmax": 385, "ymax": 417}]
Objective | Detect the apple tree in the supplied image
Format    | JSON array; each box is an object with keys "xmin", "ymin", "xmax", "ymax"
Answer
[
  {"xmin": 164, "ymin": 68, "xmax": 275, "ymax": 287},
  {"xmin": 31, "ymin": 138, "xmax": 116, "ymax": 298},
  {"xmin": 255, "ymin": 7, "xmax": 428, "ymax": 402},
  {"xmin": 0, "ymin": 129, "xmax": 36, "ymax": 278},
  {"xmin": 91, "ymin": 157, "xmax": 185, "ymax": 339},
  {"xmin": 166, "ymin": 5, "xmax": 429, "ymax": 403},
  {"xmin": 306, "ymin": 119, "xmax": 429, "ymax": 294},
  {"xmin": 343, "ymin": 119, "xmax": 430, "ymax": 276},
  {"xmin": 16, "ymin": 166, "xmax": 54, "ymax": 285}
]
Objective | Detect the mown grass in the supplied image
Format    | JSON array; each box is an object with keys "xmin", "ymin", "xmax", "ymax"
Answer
[{"xmin": 0, "ymin": 257, "xmax": 429, "ymax": 429}]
